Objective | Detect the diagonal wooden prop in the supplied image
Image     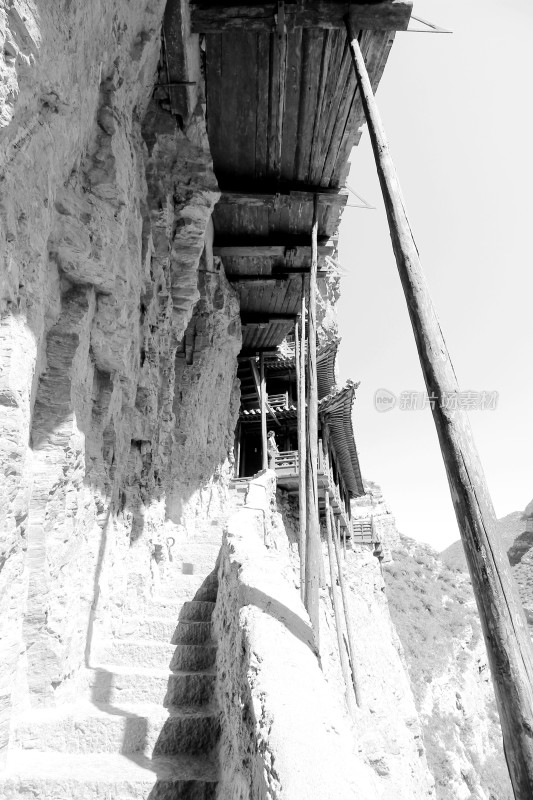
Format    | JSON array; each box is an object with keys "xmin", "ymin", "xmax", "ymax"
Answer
[{"xmin": 345, "ymin": 19, "xmax": 533, "ymax": 799}]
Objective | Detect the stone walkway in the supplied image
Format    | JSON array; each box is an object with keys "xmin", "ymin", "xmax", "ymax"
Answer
[{"xmin": 3, "ymin": 556, "xmax": 221, "ymax": 799}]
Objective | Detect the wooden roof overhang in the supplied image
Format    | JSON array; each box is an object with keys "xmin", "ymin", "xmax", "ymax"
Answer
[
  {"xmin": 193, "ymin": 0, "xmax": 412, "ymax": 349},
  {"xmin": 319, "ymin": 380, "xmax": 364, "ymax": 497},
  {"xmin": 317, "ymin": 339, "xmax": 339, "ymax": 398}
]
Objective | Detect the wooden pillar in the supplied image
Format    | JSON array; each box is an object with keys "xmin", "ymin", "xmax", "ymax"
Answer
[
  {"xmin": 260, "ymin": 352, "xmax": 268, "ymax": 471},
  {"xmin": 345, "ymin": 20, "xmax": 533, "ymax": 795},
  {"xmin": 305, "ymin": 195, "xmax": 321, "ymax": 640},
  {"xmin": 325, "ymin": 490, "xmax": 357, "ymax": 717},
  {"xmin": 343, "ymin": 523, "xmax": 346, "ymax": 559},
  {"xmin": 234, "ymin": 420, "xmax": 241, "ymax": 478},
  {"xmin": 333, "ymin": 510, "xmax": 362, "ymax": 707},
  {"xmin": 296, "ymin": 316, "xmax": 307, "ymax": 598}
]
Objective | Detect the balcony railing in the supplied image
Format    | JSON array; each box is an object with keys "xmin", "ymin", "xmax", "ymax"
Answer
[
  {"xmin": 352, "ymin": 519, "xmax": 374, "ymax": 544},
  {"xmin": 268, "ymin": 392, "xmax": 289, "ymax": 409},
  {"xmin": 274, "ymin": 450, "xmax": 298, "ymax": 474}
]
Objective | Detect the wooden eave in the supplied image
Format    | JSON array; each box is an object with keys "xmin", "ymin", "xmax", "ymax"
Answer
[
  {"xmin": 317, "ymin": 339, "xmax": 339, "ymax": 399},
  {"xmin": 319, "ymin": 380, "xmax": 364, "ymax": 497}
]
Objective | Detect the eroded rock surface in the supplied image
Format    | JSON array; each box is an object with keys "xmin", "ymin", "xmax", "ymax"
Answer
[{"xmin": 0, "ymin": 0, "xmax": 239, "ymax": 764}]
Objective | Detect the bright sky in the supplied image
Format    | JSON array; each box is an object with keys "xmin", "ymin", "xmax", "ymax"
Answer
[{"xmin": 338, "ymin": 0, "xmax": 533, "ymax": 551}]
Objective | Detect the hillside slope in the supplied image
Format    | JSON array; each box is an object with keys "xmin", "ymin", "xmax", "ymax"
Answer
[{"xmin": 383, "ymin": 536, "xmax": 512, "ymax": 800}]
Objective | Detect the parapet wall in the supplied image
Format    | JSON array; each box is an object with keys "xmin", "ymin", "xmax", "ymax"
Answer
[{"xmin": 214, "ymin": 472, "xmax": 381, "ymax": 800}]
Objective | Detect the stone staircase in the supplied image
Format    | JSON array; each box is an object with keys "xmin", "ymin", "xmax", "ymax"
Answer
[{"xmin": 3, "ymin": 558, "xmax": 221, "ymax": 799}]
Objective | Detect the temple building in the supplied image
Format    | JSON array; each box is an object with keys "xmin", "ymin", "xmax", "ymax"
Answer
[{"xmin": 234, "ymin": 340, "xmax": 364, "ymax": 538}]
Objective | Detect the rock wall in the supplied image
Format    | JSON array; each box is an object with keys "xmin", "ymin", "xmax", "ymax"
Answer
[
  {"xmin": 0, "ymin": 0, "xmax": 240, "ymax": 761},
  {"xmin": 352, "ymin": 479, "xmax": 401, "ymax": 561}
]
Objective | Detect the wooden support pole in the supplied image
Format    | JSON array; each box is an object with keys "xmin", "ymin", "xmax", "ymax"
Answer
[
  {"xmin": 333, "ymin": 510, "xmax": 362, "ymax": 707},
  {"xmin": 345, "ymin": 20, "xmax": 533, "ymax": 795},
  {"xmin": 298, "ymin": 280, "xmax": 307, "ymax": 599},
  {"xmin": 260, "ymin": 352, "xmax": 268, "ymax": 471},
  {"xmin": 343, "ymin": 523, "xmax": 347, "ymax": 559},
  {"xmin": 249, "ymin": 357, "xmax": 281, "ymax": 426},
  {"xmin": 325, "ymin": 491, "xmax": 357, "ymax": 718},
  {"xmin": 304, "ymin": 196, "xmax": 321, "ymax": 641}
]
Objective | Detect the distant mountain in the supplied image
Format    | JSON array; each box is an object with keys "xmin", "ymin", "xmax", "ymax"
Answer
[{"xmin": 440, "ymin": 510, "xmax": 526, "ymax": 571}]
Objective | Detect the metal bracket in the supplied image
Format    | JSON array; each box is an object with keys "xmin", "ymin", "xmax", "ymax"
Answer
[
  {"xmin": 345, "ymin": 182, "xmax": 375, "ymax": 210},
  {"xmin": 407, "ymin": 15, "xmax": 453, "ymax": 34}
]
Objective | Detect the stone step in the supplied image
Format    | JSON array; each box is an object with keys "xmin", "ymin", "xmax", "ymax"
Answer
[
  {"xmin": 127, "ymin": 579, "xmax": 218, "ymax": 613},
  {"xmin": 170, "ymin": 644, "xmax": 217, "ymax": 672},
  {"xmin": 12, "ymin": 701, "xmax": 219, "ymax": 756},
  {"xmin": 154, "ymin": 575, "xmax": 219, "ymax": 604},
  {"xmin": 179, "ymin": 601, "xmax": 216, "ymax": 623},
  {"xmin": 174, "ymin": 542, "xmax": 222, "ymax": 563},
  {"xmin": 88, "ymin": 665, "xmax": 216, "ymax": 707},
  {"xmin": 163, "ymin": 671, "xmax": 217, "ymax": 708},
  {"xmin": 172, "ymin": 621, "xmax": 213, "ymax": 646},
  {"xmin": 2, "ymin": 751, "xmax": 217, "ymax": 800},
  {"xmin": 154, "ymin": 707, "xmax": 220, "ymax": 756},
  {"xmin": 116, "ymin": 616, "xmax": 178, "ymax": 642},
  {"xmin": 12, "ymin": 701, "xmax": 166, "ymax": 755},
  {"xmin": 98, "ymin": 640, "xmax": 176, "ymax": 670},
  {"xmin": 128, "ymin": 595, "xmax": 187, "ymax": 620}
]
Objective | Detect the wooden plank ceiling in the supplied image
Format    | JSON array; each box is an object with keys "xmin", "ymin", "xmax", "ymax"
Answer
[{"xmin": 194, "ymin": 2, "xmax": 409, "ymax": 350}]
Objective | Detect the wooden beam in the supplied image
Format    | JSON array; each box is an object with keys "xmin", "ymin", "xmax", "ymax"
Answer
[
  {"xmin": 191, "ymin": 1, "xmax": 412, "ymax": 33},
  {"xmin": 226, "ymin": 274, "xmax": 290, "ymax": 283},
  {"xmin": 304, "ymin": 196, "xmax": 320, "ymax": 642},
  {"xmin": 219, "ymin": 188, "xmax": 349, "ymax": 208},
  {"xmin": 345, "ymin": 19, "xmax": 533, "ymax": 797},
  {"xmin": 267, "ymin": 2, "xmax": 287, "ymax": 181},
  {"xmin": 238, "ymin": 348, "xmax": 277, "ymax": 359},
  {"xmin": 273, "ymin": 266, "xmax": 326, "ymax": 275},
  {"xmin": 241, "ymin": 313, "xmax": 298, "ymax": 325},
  {"xmin": 213, "ymin": 242, "xmax": 335, "ymax": 259},
  {"xmin": 228, "ymin": 269, "xmax": 326, "ymax": 282}
]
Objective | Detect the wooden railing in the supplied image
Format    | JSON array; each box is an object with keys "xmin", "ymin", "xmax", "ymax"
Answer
[
  {"xmin": 274, "ymin": 448, "xmax": 352, "ymax": 531},
  {"xmin": 274, "ymin": 449, "xmax": 326, "ymax": 475},
  {"xmin": 352, "ymin": 519, "xmax": 374, "ymax": 544},
  {"xmin": 268, "ymin": 392, "xmax": 289, "ymax": 408},
  {"xmin": 274, "ymin": 450, "xmax": 298, "ymax": 473}
]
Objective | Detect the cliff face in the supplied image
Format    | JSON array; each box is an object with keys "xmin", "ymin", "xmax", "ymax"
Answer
[{"xmin": 0, "ymin": 0, "xmax": 240, "ymax": 757}]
